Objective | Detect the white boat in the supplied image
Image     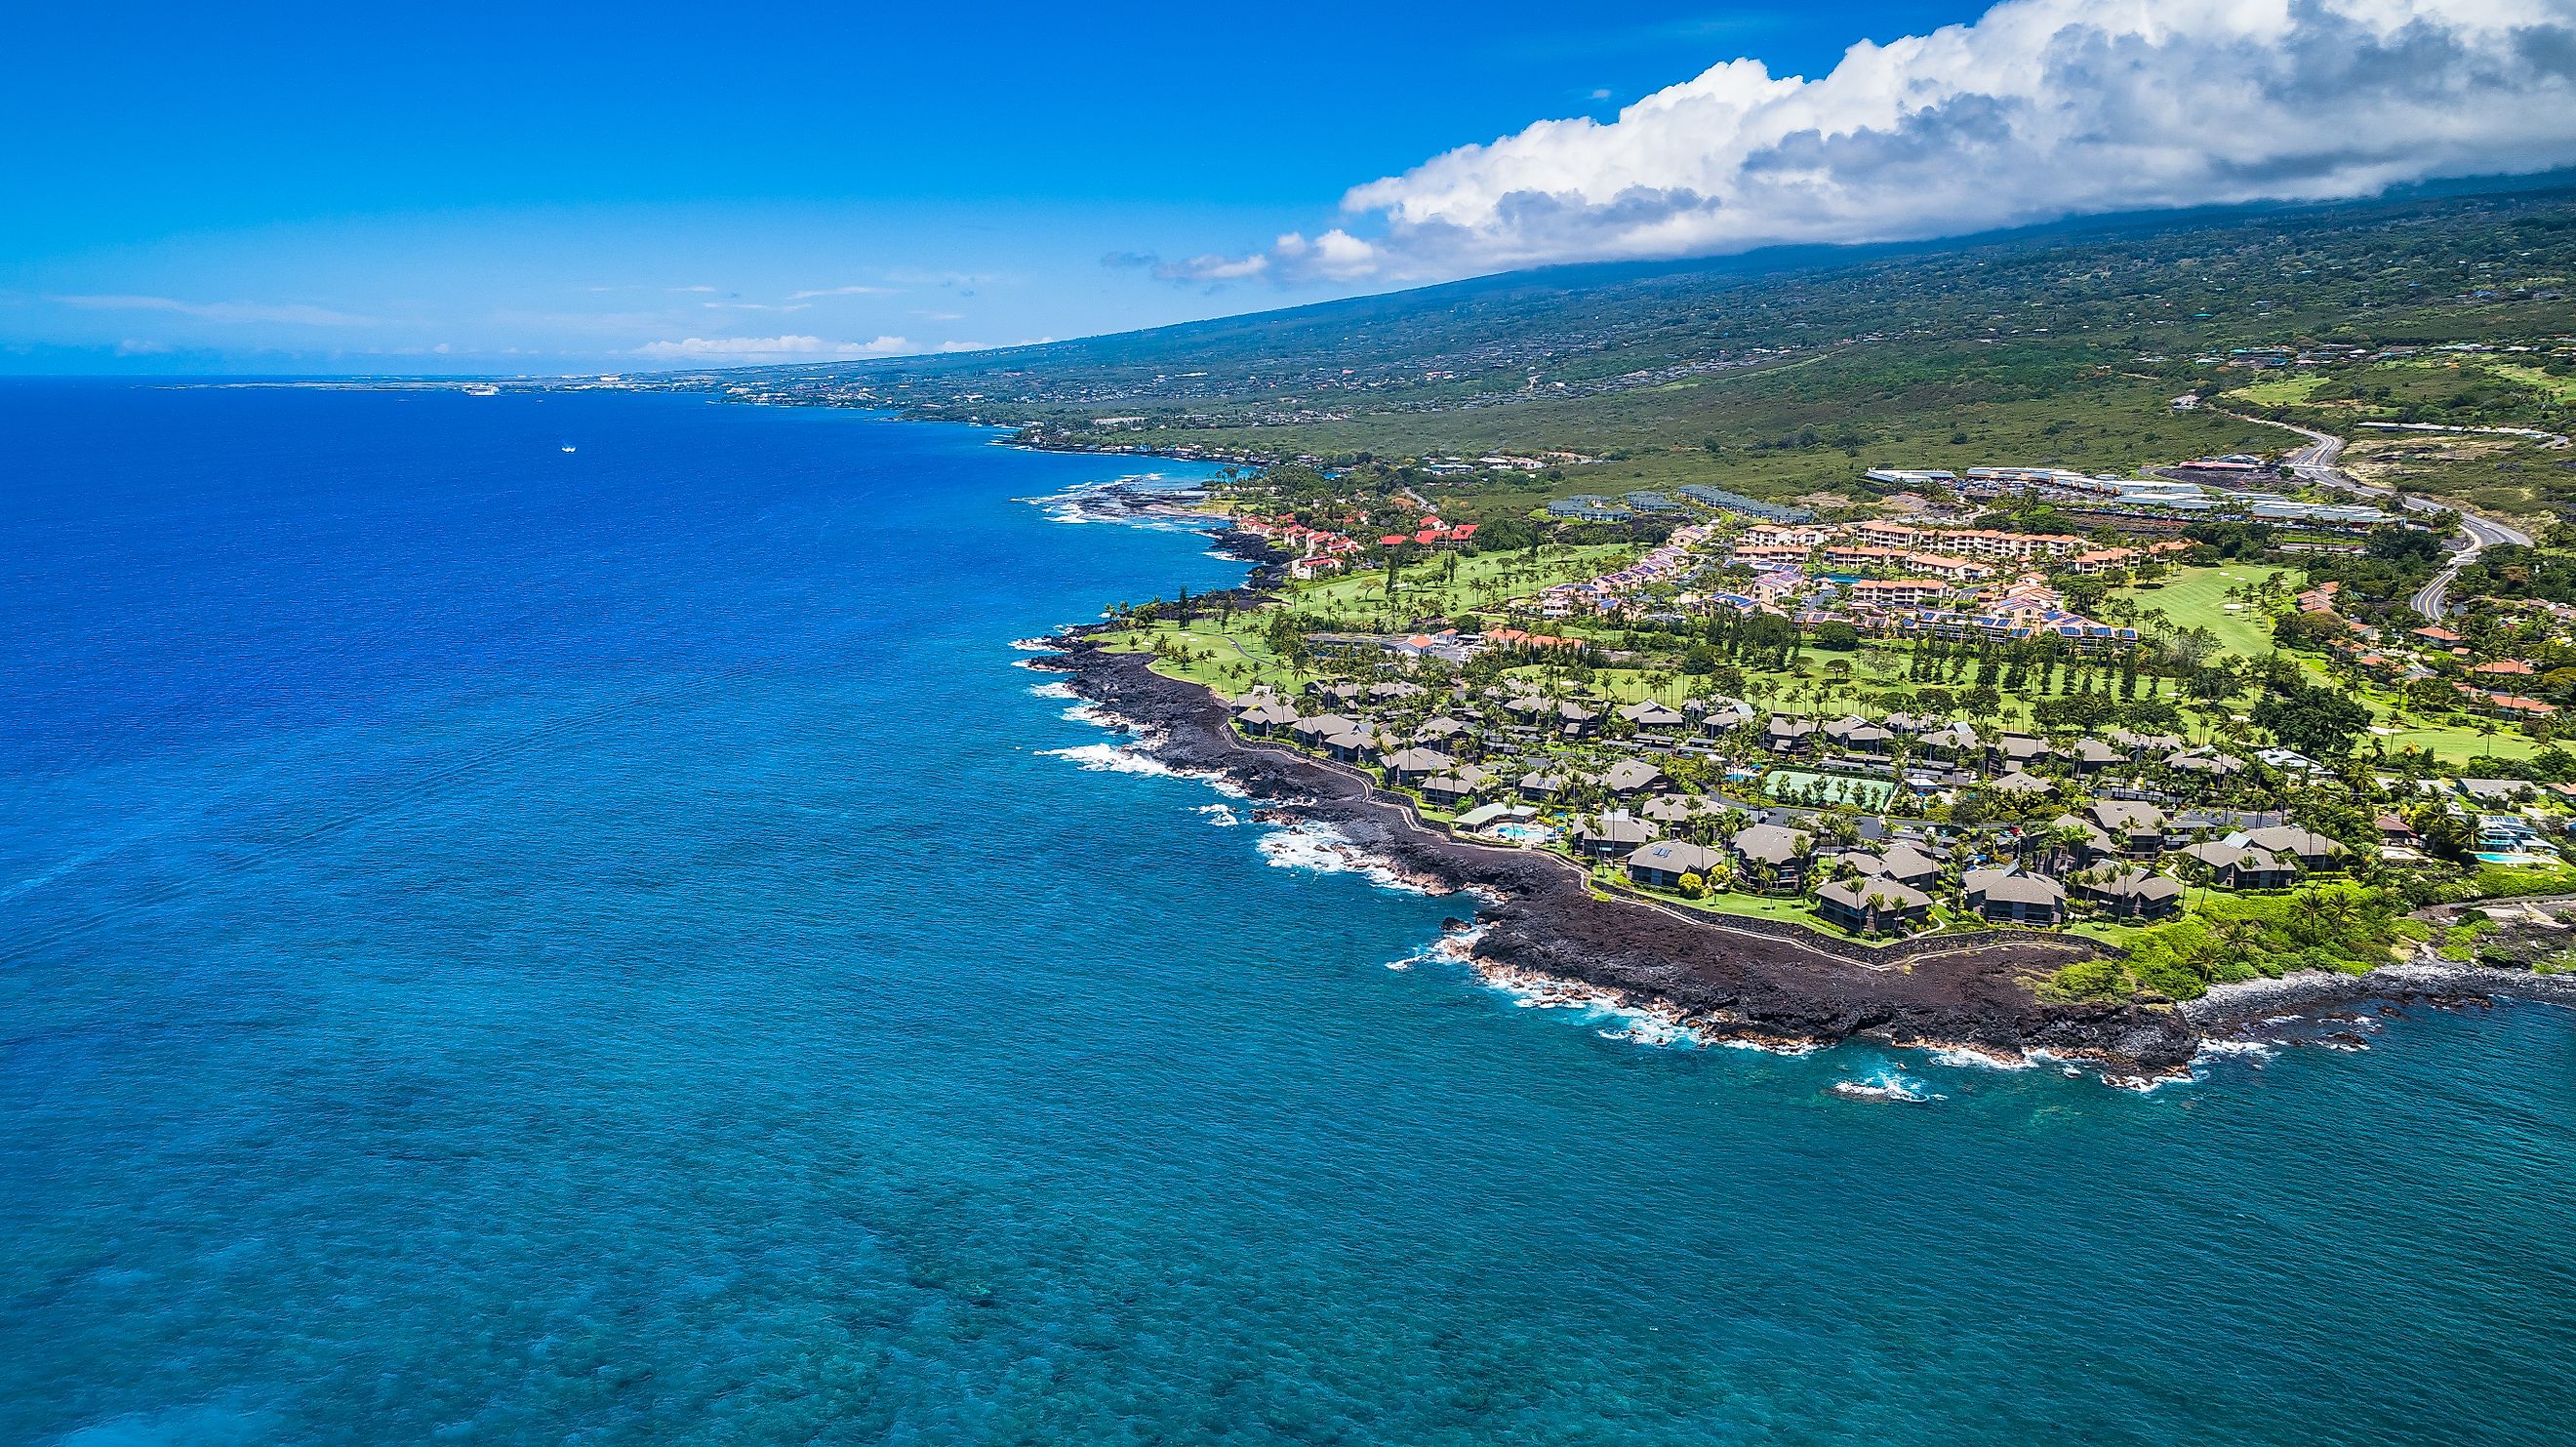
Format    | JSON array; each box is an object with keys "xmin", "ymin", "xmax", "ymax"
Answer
[{"xmin": 560, "ymin": 444, "xmax": 577, "ymax": 453}]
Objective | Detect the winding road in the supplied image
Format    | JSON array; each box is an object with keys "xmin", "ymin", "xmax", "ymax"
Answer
[{"xmin": 2244, "ymin": 412, "xmax": 2533, "ymax": 619}]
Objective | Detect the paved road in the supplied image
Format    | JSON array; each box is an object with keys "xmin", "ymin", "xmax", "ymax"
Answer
[{"xmin": 2248, "ymin": 412, "xmax": 2532, "ymax": 619}]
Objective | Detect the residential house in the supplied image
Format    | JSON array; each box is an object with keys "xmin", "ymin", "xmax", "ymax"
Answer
[
  {"xmin": 1624, "ymin": 840, "xmax": 1728, "ymax": 889},
  {"xmin": 1419, "ymin": 767, "xmax": 1492, "ymax": 811},
  {"xmin": 1730, "ymin": 823, "xmax": 1813, "ymax": 893},
  {"xmin": 1574, "ymin": 812, "xmax": 1661, "ymax": 860},
  {"xmin": 1619, "ymin": 700, "xmax": 1689, "ymax": 732},
  {"xmin": 1379, "ymin": 747, "xmax": 1454, "ymax": 784},
  {"xmin": 2088, "ymin": 800, "xmax": 2168, "ymax": 858},
  {"xmin": 1762, "ymin": 716, "xmax": 1818, "ymax": 755},
  {"xmin": 2177, "ymin": 841, "xmax": 2295, "ymax": 890},
  {"xmin": 1996, "ymin": 734, "xmax": 2053, "ymax": 770},
  {"xmin": 1234, "ymin": 701, "xmax": 1301, "ymax": 737},
  {"xmin": 1816, "ymin": 878, "xmax": 1934, "ymax": 936},
  {"xmin": 1601, "ymin": 759, "xmax": 1668, "ymax": 797},
  {"xmin": 2070, "ymin": 738, "xmax": 2123, "ymax": 775},
  {"xmin": 2073, "ymin": 864, "xmax": 2185, "ymax": 920},
  {"xmin": 2231, "ymin": 825, "xmax": 2351, "ymax": 871},
  {"xmin": 1962, "ymin": 868, "xmax": 2068, "ymax": 926}
]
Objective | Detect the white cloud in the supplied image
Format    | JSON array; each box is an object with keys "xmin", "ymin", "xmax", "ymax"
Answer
[
  {"xmin": 54, "ymin": 294, "xmax": 377, "ymax": 326},
  {"xmin": 633, "ymin": 334, "xmax": 918, "ymax": 361},
  {"xmin": 785, "ymin": 284, "xmax": 899, "ymax": 300},
  {"xmin": 1180, "ymin": 0, "xmax": 2576, "ymax": 284}
]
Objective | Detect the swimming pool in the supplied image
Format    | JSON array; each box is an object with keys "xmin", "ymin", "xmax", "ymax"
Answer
[{"xmin": 1490, "ymin": 822, "xmax": 1559, "ymax": 845}]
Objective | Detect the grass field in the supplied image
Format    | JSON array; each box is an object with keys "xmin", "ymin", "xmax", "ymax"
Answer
[
  {"xmin": 2120, "ymin": 565, "xmax": 2292, "ymax": 656},
  {"xmin": 1287, "ymin": 543, "xmax": 1632, "ymax": 623}
]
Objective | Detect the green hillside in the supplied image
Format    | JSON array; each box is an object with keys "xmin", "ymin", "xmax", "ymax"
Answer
[{"xmin": 691, "ymin": 186, "xmax": 2576, "ymax": 514}]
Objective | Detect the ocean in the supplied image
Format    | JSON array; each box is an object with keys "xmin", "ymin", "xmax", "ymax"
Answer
[{"xmin": 3, "ymin": 381, "xmax": 2571, "ymax": 1446}]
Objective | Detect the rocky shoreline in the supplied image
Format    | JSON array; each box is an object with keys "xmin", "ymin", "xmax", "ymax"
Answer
[
  {"xmin": 1036, "ymin": 524, "xmax": 2562, "ymax": 1083},
  {"xmin": 1036, "ymin": 632, "xmax": 2212, "ymax": 1079}
]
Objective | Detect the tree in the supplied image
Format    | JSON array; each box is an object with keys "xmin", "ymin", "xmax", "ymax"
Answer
[{"xmin": 2251, "ymin": 678, "xmax": 2372, "ymax": 758}]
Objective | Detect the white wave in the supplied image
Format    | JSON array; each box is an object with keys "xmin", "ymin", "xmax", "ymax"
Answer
[
  {"xmin": 1710, "ymin": 1035, "xmax": 1824, "ymax": 1057},
  {"xmin": 1062, "ymin": 701, "xmax": 1125, "ymax": 728},
  {"xmin": 1194, "ymin": 803, "xmax": 1241, "ymax": 827},
  {"xmin": 1007, "ymin": 636, "xmax": 1064, "ymax": 652},
  {"xmin": 1829, "ymin": 1066, "xmax": 1940, "ymax": 1103},
  {"xmin": 1038, "ymin": 743, "xmax": 1179, "ymax": 779},
  {"xmin": 1254, "ymin": 821, "xmax": 1436, "ymax": 893},
  {"xmin": 2196, "ymin": 1038, "xmax": 2278, "ymax": 1059},
  {"xmin": 1026, "ymin": 680, "xmax": 1078, "ymax": 700},
  {"xmin": 1926, "ymin": 1045, "xmax": 2037, "ymax": 1071}
]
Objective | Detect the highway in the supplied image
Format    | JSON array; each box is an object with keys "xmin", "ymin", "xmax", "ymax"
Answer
[{"xmin": 2251, "ymin": 413, "xmax": 2532, "ymax": 619}]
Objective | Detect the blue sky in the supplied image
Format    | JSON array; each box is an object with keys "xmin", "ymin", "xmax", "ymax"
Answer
[
  {"xmin": 0, "ymin": 2, "xmax": 1977, "ymax": 374},
  {"xmin": 8, "ymin": 1, "xmax": 2569, "ymax": 375}
]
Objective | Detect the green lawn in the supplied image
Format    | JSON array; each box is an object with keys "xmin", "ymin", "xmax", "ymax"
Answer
[
  {"xmin": 1287, "ymin": 543, "xmax": 1632, "ymax": 624},
  {"xmin": 2121, "ymin": 565, "xmax": 2291, "ymax": 658}
]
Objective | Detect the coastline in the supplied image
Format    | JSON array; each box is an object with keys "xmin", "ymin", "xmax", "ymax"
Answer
[
  {"xmin": 1035, "ymin": 628, "xmax": 2207, "ymax": 1078},
  {"xmin": 1029, "ymin": 519, "xmax": 2572, "ymax": 1081}
]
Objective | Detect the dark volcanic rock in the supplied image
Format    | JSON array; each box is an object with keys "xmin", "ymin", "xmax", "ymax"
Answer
[{"xmin": 1050, "ymin": 641, "xmax": 2202, "ymax": 1076}]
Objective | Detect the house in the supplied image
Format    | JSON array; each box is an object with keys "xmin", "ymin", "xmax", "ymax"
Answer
[
  {"xmin": 1995, "ymin": 734, "xmax": 2053, "ymax": 770},
  {"xmin": 2070, "ymin": 738, "xmax": 2123, "ymax": 774},
  {"xmin": 1411, "ymin": 716, "xmax": 1467, "ymax": 745},
  {"xmin": 2178, "ymin": 841, "xmax": 2296, "ymax": 889},
  {"xmin": 1619, "ymin": 700, "xmax": 1689, "ymax": 731},
  {"xmin": 1574, "ymin": 812, "xmax": 1661, "ymax": 859},
  {"xmin": 1292, "ymin": 713, "xmax": 1358, "ymax": 747},
  {"xmin": 1600, "ymin": 760, "xmax": 1668, "ymax": 797},
  {"xmin": 2073, "ymin": 865, "xmax": 2185, "ymax": 920},
  {"xmin": 1816, "ymin": 877, "xmax": 1934, "ymax": 936},
  {"xmin": 1730, "ymin": 823, "xmax": 1813, "ymax": 893},
  {"xmin": 2458, "ymin": 778, "xmax": 2540, "ymax": 806},
  {"xmin": 1962, "ymin": 868, "xmax": 2068, "ymax": 926},
  {"xmin": 1641, "ymin": 792, "xmax": 1716, "ymax": 826},
  {"xmin": 1518, "ymin": 770, "xmax": 1575, "ymax": 803},
  {"xmin": 1379, "ymin": 747, "xmax": 1454, "ymax": 784},
  {"xmin": 1625, "ymin": 839, "xmax": 1728, "ymax": 889},
  {"xmin": 2166, "ymin": 746, "xmax": 2247, "ymax": 780},
  {"xmin": 1324, "ymin": 729, "xmax": 1379, "ymax": 762},
  {"xmin": 1696, "ymin": 698, "xmax": 1756, "ymax": 734},
  {"xmin": 2043, "ymin": 812, "xmax": 2117, "ymax": 864},
  {"xmin": 1992, "ymin": 771, "xmax": 2053, "ymax": 798},
  {"xmin": 1924, "ymin": 722, "xmax": 1982, "ymax": 761},
  {"xmin": 1762, "ymin": 716, "xmax": 1818, "ymax": 755},
  {"xmin": 2088, "ymin": 800, "xmax": 2168, "ymax": 858},
  {"xmin": 2375, "ymin": 813, "xmax": 2419, "ymax": 848},
  {"xmin": 2230, "ymin": 825, "xmax": 2351, "ymax": 871},
  {"xmin": 1824, "ymin": 715, "xmax": 1896, "ymax": 755},
  {"xmin": 2110, "ymin": 730, "xmax": 2184, "ymax": 759},
  {"xmin": 1555, "ymin": 701, "xmax": 1602, "ymax": 738},
  {"xmin": 1863, "ymin": 843, "xmax": 1944, "ymax": 891},
  {"xmin": 1419, "ymin": 768, "xmax": 1492, "ymax": 810},
  {"xmin": 1234, "ymin": 701, "xmax": 1301, "ymax": 737}
]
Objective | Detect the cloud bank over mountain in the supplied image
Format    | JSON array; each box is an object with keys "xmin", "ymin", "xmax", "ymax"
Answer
[{"xmin": 1177, "ymin": 0, "xmax": 2576, "ymax": 285}]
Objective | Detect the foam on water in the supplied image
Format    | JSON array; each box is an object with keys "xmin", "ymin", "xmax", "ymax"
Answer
[
  {"xmin": 1039, "ymin": 743, "xmax": 1179, "ymax": 779},
  {"xmin": 1829, "ymin": 1065, "xmax": 1942, "ymax": 1103},
  {"xmin": 1194, "ymin": 803, "xmax": 1241, "ymax": 827},
  {"xmin": 1253, "ymin": 820, "xmax": 1437, "ymax": 894},
  {"xmin": 1026, "ymin": 680, "xmax": 1078, "ymax": 701}
]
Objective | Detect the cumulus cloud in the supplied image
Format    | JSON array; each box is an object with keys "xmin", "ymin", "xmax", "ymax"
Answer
[
  {"xmin": 1182, "ymin": 0, "xmax": 2576, "ymax": 284},
  {"xmin": 632, "ymin": 334, "xmax": 918, "ymax": 361}
]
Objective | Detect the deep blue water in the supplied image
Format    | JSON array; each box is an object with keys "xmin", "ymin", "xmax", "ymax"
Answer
[{"xmin": 4, "ymin": 382, "xmax": 2573, "ymax": 1446}]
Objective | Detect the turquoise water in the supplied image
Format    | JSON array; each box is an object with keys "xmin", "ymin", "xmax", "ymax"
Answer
[{"xmin": 5, "ymin": 382, "xmax": 2574, "ymax": 1445}]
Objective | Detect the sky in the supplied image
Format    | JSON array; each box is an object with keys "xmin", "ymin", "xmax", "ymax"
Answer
[{"xmin": 7, "ymin": 0, "xmax": 2574, "ymax": 375}]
